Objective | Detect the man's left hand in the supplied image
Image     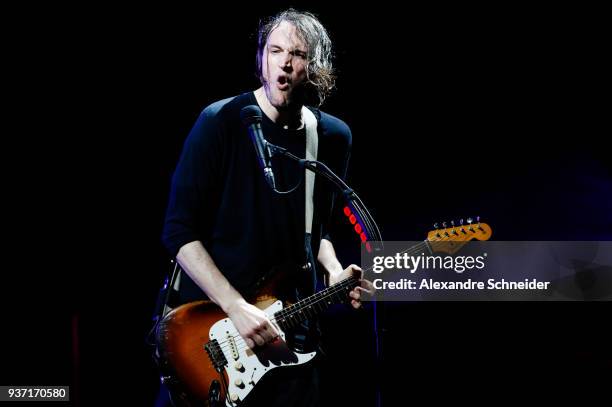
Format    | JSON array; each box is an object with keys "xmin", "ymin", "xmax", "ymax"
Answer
[{"xmin": 328, "ymin": 264, "xmax": 375, "ymax": 309}]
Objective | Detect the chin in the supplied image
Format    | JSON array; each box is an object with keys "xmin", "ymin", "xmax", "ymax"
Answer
[
  {"xmin": 265, "ymin": 86, "xmax": 300, "ymax": 109},
  {"xmin": 270, "ymin": 95, "xmax": 292, "ymax": 109},
  {"xmin": 274, "ymin": 99, "xmax": 292, "ymax": 109}
]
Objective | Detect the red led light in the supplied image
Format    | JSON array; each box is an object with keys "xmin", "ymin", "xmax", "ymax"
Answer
[{"xmin": 341, "ymin": 205, "xmax": 368, "ymax": 248}]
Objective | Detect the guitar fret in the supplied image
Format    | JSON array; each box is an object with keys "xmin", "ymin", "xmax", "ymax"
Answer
[{"xmin": 274, "ymin": 276, "xmax": 358, "ymax": 329}]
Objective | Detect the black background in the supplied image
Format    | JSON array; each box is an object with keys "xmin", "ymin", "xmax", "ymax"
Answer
[{"xmin": 3, "ymin": 1, "xmax": 611, "ymax": 405}]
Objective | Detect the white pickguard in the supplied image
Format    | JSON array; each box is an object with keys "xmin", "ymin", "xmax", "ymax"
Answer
[{"xmin": 208, "ymin": 300, "xmax": 317, "ymax": 406}]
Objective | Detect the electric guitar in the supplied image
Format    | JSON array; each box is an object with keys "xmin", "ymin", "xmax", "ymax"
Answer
[{"xmin": 155, "ymin": 221, "xmax": 492, "ymax": 406}]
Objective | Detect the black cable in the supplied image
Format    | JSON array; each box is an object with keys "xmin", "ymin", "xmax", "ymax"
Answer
[
  {"xmin": 312, "ymin": 160, "xmax": 382, "ymax": 242},
  {"xmin": 272, "ymin": 173, "xmax": 304, "ymax": 194},
  {"xmin": 304, "ymin": 159, "xmax": 382, "ymax": 243}
]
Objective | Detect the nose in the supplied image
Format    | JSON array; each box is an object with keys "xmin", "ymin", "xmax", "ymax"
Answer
[{"xmin": 279, "ymin": 52, "xmax": 293, "ymax": 71}]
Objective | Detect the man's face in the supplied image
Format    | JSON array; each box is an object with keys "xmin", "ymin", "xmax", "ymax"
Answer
[{"xmin": 261, "ymin": 21, "xmax": 308, "ymax": 109}]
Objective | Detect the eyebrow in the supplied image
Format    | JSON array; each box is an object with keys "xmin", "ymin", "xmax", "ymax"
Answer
[{"xmin": 268, "ymin": 43, "xmax": 307, "ymax": 54}]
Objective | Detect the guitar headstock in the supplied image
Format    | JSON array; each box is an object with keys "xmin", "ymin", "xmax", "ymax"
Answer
[{"xmin": 427, "ymin": 217, "xmax": 492, "ymax": 254}]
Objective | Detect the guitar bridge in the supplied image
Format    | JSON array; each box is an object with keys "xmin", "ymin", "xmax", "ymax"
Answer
[{"xmin": 204, "ymin": 339, "xmax": 227, "ymax": 371}]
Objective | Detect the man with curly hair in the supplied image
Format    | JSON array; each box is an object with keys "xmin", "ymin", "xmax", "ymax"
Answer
[{"xmin": 160, "ymin": 9, "xmax": 365, "ymax": 406}]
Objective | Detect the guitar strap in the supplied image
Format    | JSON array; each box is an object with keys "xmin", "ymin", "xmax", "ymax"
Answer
[
  {"xmin": 301, "ymin": 106, "xmax": 318, "ymax": 296},
  {"xmin": 303, "ymin": 105, "xmax": 318, "ymax": 236},
  {"xmin": 292, "ymin": 107, "xmax": 320, "ymax": 353}
]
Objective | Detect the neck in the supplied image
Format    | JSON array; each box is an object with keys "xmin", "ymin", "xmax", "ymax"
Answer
[{"xmin": 254, "ymin": 87, "xmax": 304, "ymax": 130}]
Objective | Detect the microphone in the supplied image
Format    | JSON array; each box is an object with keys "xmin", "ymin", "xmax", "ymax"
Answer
[{"xmin": 240, "ymin": 105, "xmax": 276, "ymax": 190}]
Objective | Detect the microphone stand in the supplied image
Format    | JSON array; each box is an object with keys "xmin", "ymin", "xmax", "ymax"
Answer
[
  {"xmin": 267, "ymin": 142, "xmax": 384, "ymax": 407},
  {"xmin": 268, "ymin": 143, "xmax": 382, "ymax": 242}
]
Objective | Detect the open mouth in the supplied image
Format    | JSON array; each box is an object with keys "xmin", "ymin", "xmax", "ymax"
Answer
[{"xmin": 277, "ymin": 76, "xmax": 290, "ymax": 90}]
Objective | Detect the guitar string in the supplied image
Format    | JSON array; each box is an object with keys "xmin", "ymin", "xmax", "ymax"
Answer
[
  {"xmin": 219, "ymin": 275, "xmax": 360, "ymax": 352},
  {"xmin": 217, "ymin": 228, "xmax": 486, "ymax": 352},
  {"xmin": 224, "ymin": 236, "xmax": 439, "ymax": 352},
  {"xmin": 220, "ymin": 230, "xmax": 484, "ymax": 353},
  {"xmin": 217, "ymin": 226, "xmax": 487, "ymax": 351},
  {"xmin": 216, "ymin": 230, "xmax": 481, "ymax": 352}
]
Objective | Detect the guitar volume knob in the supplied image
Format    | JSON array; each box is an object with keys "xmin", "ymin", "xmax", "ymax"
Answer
[
  {"xmin": 234, "ymin": 379, "xmax": 245, "ymax": 388},
  {"xmin": 234, "ymin": 362, "xmax": 244, "ymax": 372}
]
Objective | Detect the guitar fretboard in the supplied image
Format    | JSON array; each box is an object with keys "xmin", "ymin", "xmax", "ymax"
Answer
[{"xmin": 274, "ymin": 276, "xmax": 358, "ymax": 330}]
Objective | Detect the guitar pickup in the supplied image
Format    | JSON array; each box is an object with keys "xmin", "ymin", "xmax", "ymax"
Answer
[{"xmin": 227, "ymin": 334, "xmax": 239, "ymax": 360}]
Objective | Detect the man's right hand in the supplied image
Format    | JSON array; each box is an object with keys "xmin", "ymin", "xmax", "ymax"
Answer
[{"xmin": 225, "ymin": 299, "xmax": 280, "ymax": 349}]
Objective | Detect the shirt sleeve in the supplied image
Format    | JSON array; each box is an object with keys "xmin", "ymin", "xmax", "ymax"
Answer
[{"xmin": 162, "ymin": 108, "xmax": 225, "ymax": 257}]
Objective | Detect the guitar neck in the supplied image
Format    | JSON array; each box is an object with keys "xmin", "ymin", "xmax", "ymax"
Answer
[
  {"xmin": 273, "ymin": 221, "xmax": 492, "ymax": 331},
  {"xmin": 274, "ymin": 276, "xmax": 359, "ymax": 331}
]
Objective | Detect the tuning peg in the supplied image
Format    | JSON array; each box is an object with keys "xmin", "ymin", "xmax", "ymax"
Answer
[
  {"xmin": 476, "ymin": 216, "xmax": 480, "ymax": 223},
  {"xmin": 467, "ymin": 217, "xmax": 473, "ymax": 224},
  {"xmin": 434, "ymin": 222, "xmax": 439, "ymax": 229},
  {"xmin": 459, "ymin": 218, "xmax": 464, "ymax": 225},
  {"xmin": 442, "ymin": 221, "xmax": 447, "ymax": 228},
  {"xmin": 451, "ymin": 220, "xmax": 459, "ymax": 235}
]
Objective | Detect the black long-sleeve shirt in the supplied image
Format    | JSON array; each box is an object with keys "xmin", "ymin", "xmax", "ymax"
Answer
[{"xmin": 162, "ymin": 92, "xmax": 351, "ymax": 303}]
